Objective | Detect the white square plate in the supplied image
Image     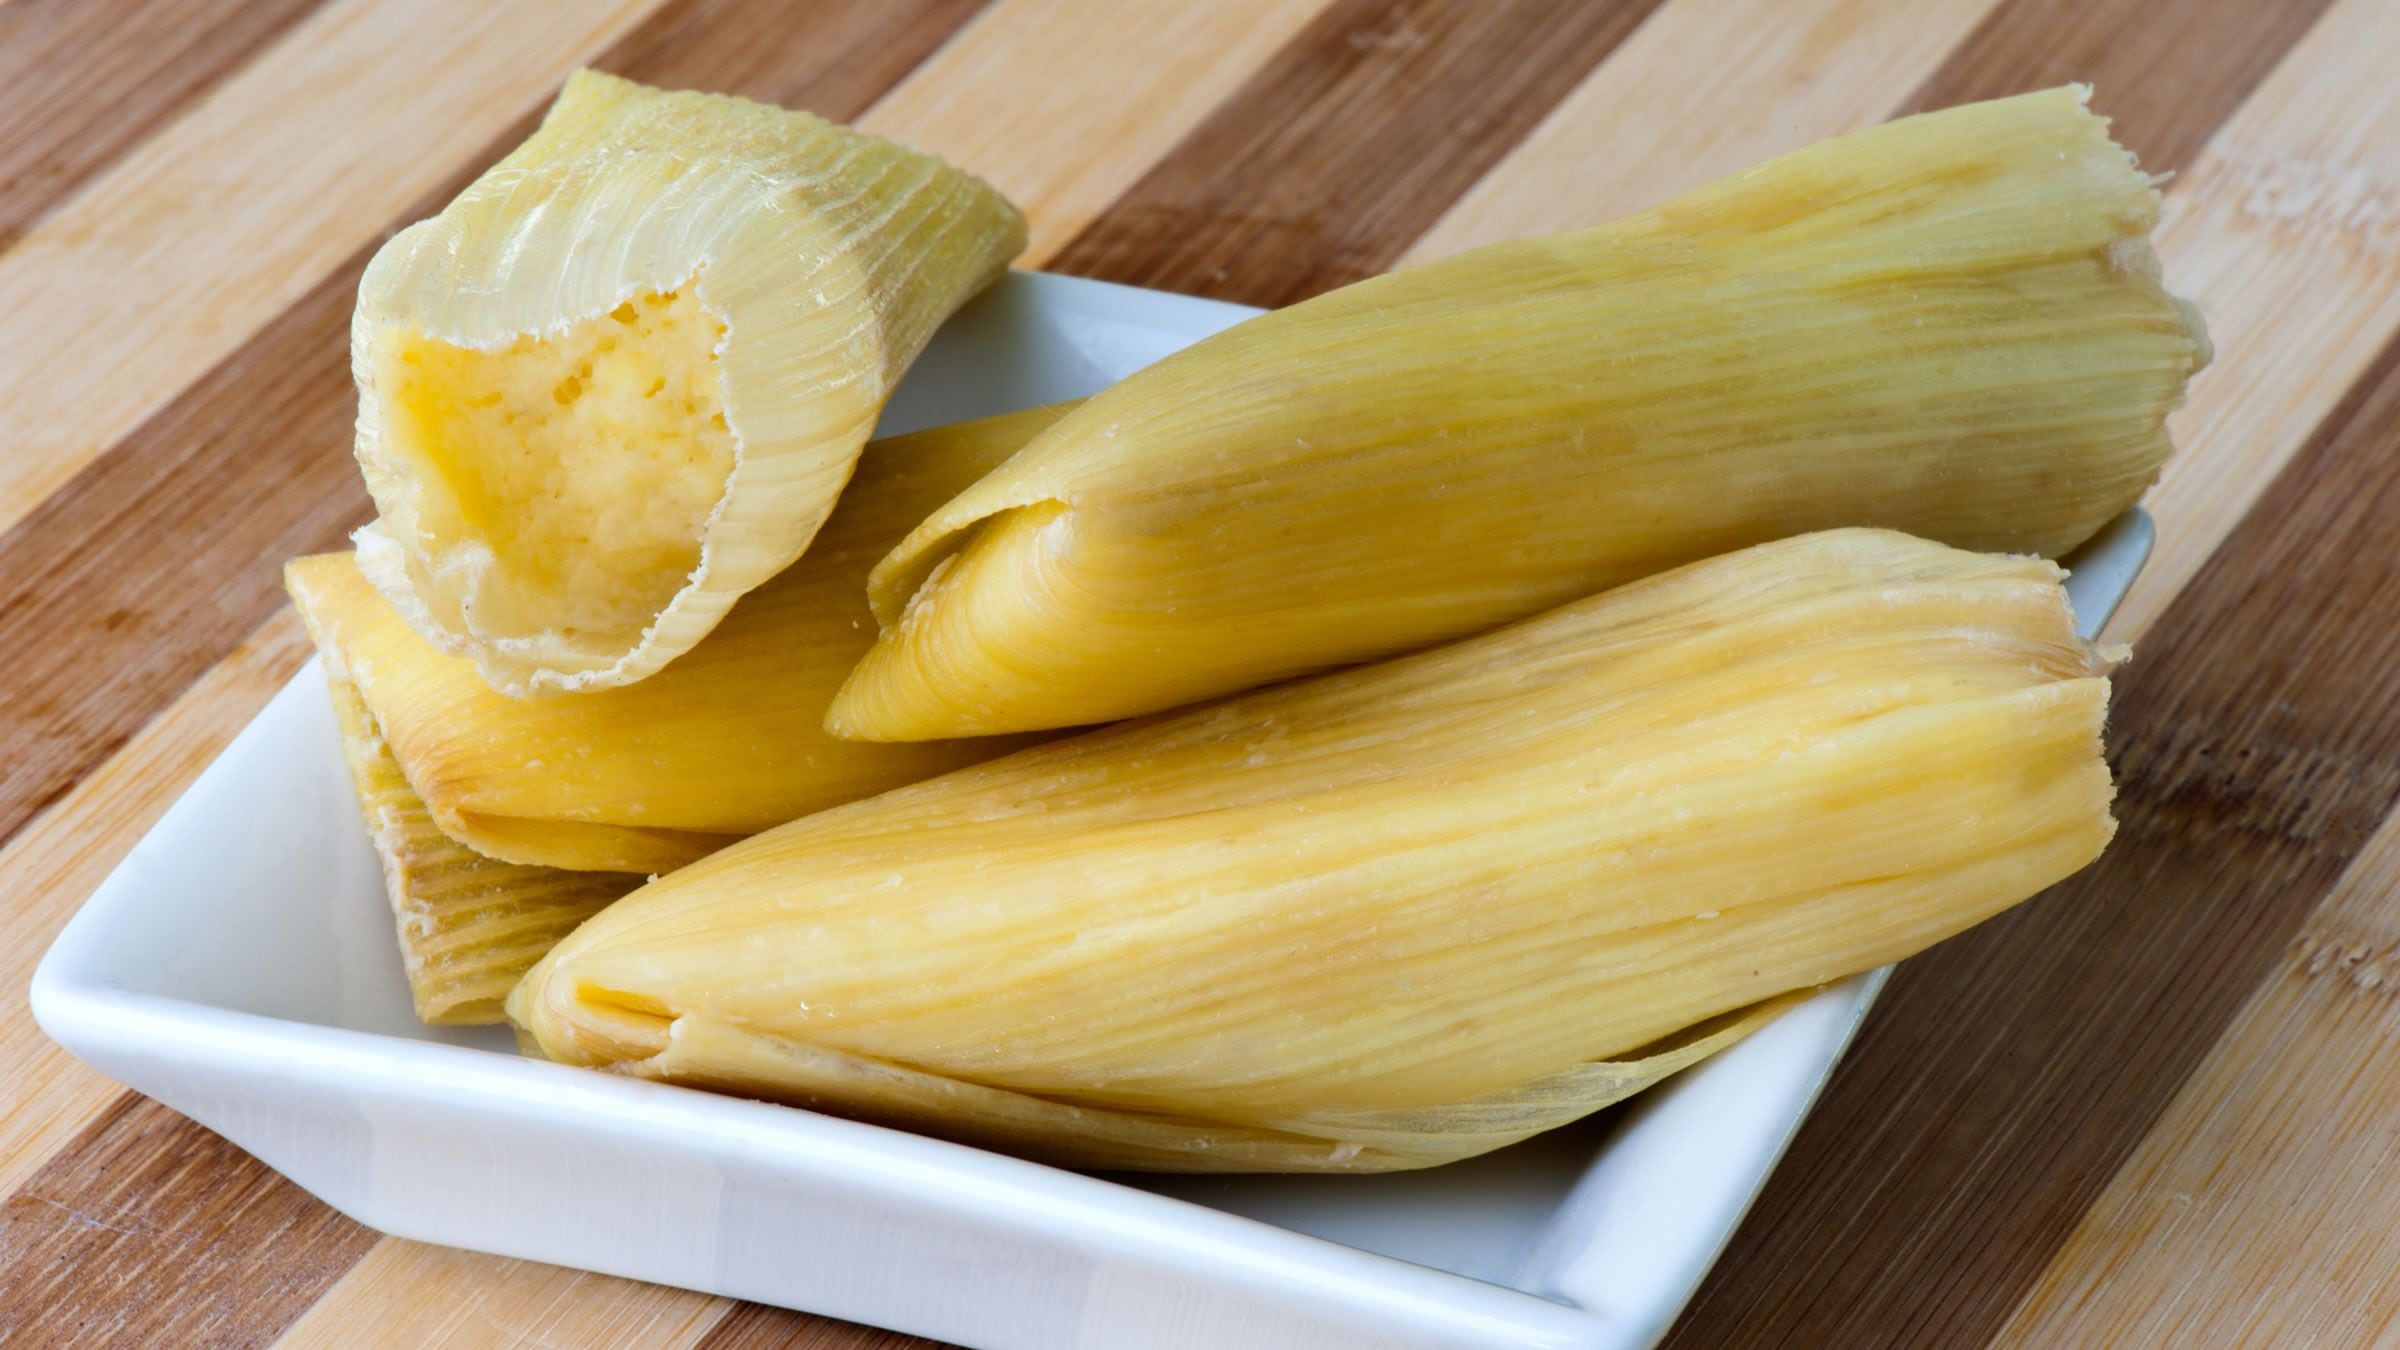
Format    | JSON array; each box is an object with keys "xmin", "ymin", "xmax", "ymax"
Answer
[{"xmin": 33, "ymin": 271, "xmax": 2151, "ymax": 1350}]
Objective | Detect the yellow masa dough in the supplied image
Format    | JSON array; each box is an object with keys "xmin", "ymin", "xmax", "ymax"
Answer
[{"xmin": 374, "ymin": 284, "xmax": 736, "ymax": 641}]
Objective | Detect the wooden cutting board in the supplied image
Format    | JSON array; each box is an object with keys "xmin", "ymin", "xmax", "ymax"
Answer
[{"xmin": 3, "ymin": 0, "xmax": 2397, "ymax": 1344}]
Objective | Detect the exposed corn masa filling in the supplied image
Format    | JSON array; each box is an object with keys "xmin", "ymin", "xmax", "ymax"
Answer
[{"xmin": 371, "ymin": 284, "xmax": 737, "ymax": 640}]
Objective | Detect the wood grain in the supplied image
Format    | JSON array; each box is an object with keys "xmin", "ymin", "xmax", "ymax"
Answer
[
  {"xmin": 699, "ymin": 1305, "xmax": 953, "ymax": 1349},
  {"xmin": 1405, "ymin": 0, "xmax": 2007, "ymax": 263},
  {"xmin": 868, "ymin": 0, "xmax": 1333, "ymax": 264},
  {"xmin": 0, "ymin": 1096, "xmax": 378, "ymax": 1347},
  {"xmin": 2002, "ymin": 790, "xmax": 2400, "ymax": 1342},
  {"xmin": 1896, "ymin": 0, "xmax": 2340, "ymax": 173},
  {"xmin": 0, "ymin": 611, "xmax": 309, "ymax": 1200},
  {"xmin": 2114, "ymin": 0, "xmax": 2400, "ymax": 640},
  {"xmin": 0, "ymin": 0, "xmax": 661, "ymax": 539},
  {"xmin": 278, "ymin": 1241, "xmax": 727, "ymax": 1349},
  {"xmin": 1667, "ymin": 313, "xmax": 2400, "ymax": 1350},
  {"xmin": 572, "ymin": 0, "xmax": 986, "ymax": 118},
  {"xmin": 0, "ymin": 0, "xmax": 325, "ymax": 248},
  {"xmin": 0, "ymin": 256, "xmax": 373, "ymax": 849},
  {"xmin": 1045, "ymin": 0, "xmax": 1669, "ymax": 306}
]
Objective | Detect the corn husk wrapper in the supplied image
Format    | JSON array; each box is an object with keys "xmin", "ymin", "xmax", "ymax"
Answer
[
  {"xmin": 353, "ymin": 69, "xmax": 1026, "ymax": 695},
  {"xmin": 323, "ymin": 677, "xmax": 635, "ymax": 1023},
  {"xmin": 515, "ymin": 529, "xmax": 2119, "ymax": 1171},
  {"xmin": 832, "ymin": 87, "xmax": 2206, "ymax": 740}
]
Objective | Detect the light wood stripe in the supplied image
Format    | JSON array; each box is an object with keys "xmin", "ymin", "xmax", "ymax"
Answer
[
  {"xmin": 1667, "ymin": 0, "xmax": 2369, "ymax": 1341},
  {"xmin": 1403, "ymin": 0, "xmax": 2007, "ymax": 265},
  {"xmin": 0, "ymin": 254, "xmax": 374, "ymax": 849},
  {"xmin": 0, "ymin": 0, "xmax": 325, "ymax": 248},
  {"xmin": 2111, "ymin": 0, "xmax": 2400, "ymax": 639},
  {"xmin": 278, "ymin": 1240, "xmax": 727, "ymax": 1349},
  {"xmin": 0, "ymin": 1094, "xmax": 379, "ymax": 1346},
  {"xmin": 1045, "ymin": 0, "xmax": 1672, "ymax": 307},
  {"xmin": 2005, "ymin": 719, "xmax": 2400, "ymax": 1340},
  {"xmin": 0, "ymin": 610, "xmax": 309, "ymax": 1200},
  {"xmin": 867, "ymin": 0, "xmax": 1333, "ymax": 265},
  {"xmin": 0, "ymin": 0, "xmax": 662, "ymax": 541}
]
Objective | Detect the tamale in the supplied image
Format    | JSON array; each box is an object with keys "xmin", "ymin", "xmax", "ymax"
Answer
[
  {"xmin": 515, "ymin": 529, "xmax": 2119, "ymax": 1172},
  {"xmin": 351, "ymin": 70, "xmax": 1026, "ymax": 695},
  {"xmin": 290, "ymin": 406, "xmax": 1063, "ymax": 875},
  {"xmin": 831, "ymin": 87, "xmax": 2206, "ymax": 740},
  {"xmin": 324, "ymin": 676, "xmax": 634, "ymax": 1024}
]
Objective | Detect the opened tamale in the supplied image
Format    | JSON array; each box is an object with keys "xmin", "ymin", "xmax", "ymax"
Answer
[{"xmin": 351, "ymin": 70, "xmax": 1025, "ymax": 695}]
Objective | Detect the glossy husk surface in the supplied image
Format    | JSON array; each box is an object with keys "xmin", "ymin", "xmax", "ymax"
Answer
[
  {"xmin": 518, "ymin": 530, "xmax": 2119, "ymax": 1171},
  {"xmin": 834, "ymin": 88, "xmax": 2205, "ymax": 740}
]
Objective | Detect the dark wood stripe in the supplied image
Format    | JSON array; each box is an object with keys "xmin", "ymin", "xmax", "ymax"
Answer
[
  {"xmin": 0, "ymin": 1096, "xmax": 377, "ymax": 1345},
  {"xmin": 1668, "ymin": 328, "xmax": 2400, "ymax": 1347},
  {"xmin": 0, "ymin": 255, "xmax": 376, "ymax": 833},
  {"xmin": 573, "ymin": 0, "xmax": 985, "ymax": 111},
  {"xmin": 699, "ymin": 1303, "xmax": 952, "ymax": 1349},
  {"xmin": 1898, "ymin": 0, "xmax": 2336, "ymax": 173},
  {"xmin": 1043, "ymin": 0, "xmax": 1668, "ymax": 308},
  {"xmin": 0, "ymin": 0, "xmax": 986, "ymax": 852},
  {"xmin": 0, "ymin": 0, "xmax": 325, "ymax": 253}
]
